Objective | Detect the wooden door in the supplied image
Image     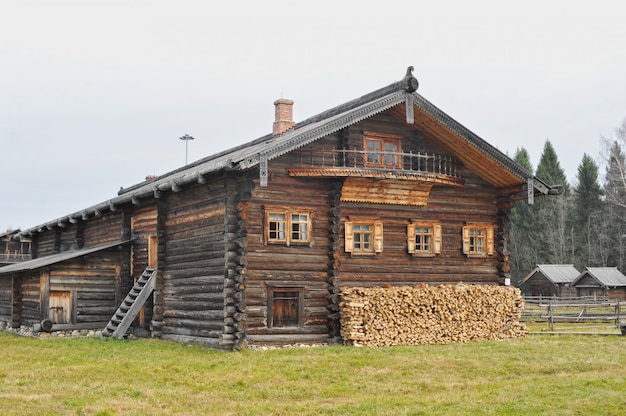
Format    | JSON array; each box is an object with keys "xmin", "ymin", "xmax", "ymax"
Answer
[
  {"xmin": 271, "ymin": 290, "xmax": 301, "ymax": 327},
  {"xmin": 49, "ymin": 291, "xmax": 72, "ymax": 324}
]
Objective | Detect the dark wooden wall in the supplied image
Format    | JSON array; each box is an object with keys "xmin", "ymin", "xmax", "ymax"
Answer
[
  {"xmin": 245, "ymin": 167, "xmax": 333, "ymax": 346},
  {"xmin": 129, "ymin": 204, "xmax": 158, "ymax": 330},
  {"xmin": 48, "ymin": 249, "xmax": 122, "ymax": 328},
  {"xmin": 83, "ymin": 213, "xmax": 124, "ymax": 247},
  {"xmin": 159, "ymin": 179, "xmax": 229, "ymax": 347},
  {"xmin": 18, "ymin": 274, "xmax": 40, "ymax": 326},
  {"xmin": 0, "ymin": 277, "xmax": 12, "ymax": 321}
]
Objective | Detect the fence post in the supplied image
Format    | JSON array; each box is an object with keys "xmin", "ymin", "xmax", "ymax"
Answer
[{"xmin": 548, "ymin": 302, "xmax": 554, "ymax": 332}]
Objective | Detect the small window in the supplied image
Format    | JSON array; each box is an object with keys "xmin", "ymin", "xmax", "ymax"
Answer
[
  {"xmin": 363, "ymin": 132, "xmax": 403, "ymax": 169},
  {"xmin": 345, "ymin": 219, "xmax": 383, "ymax": 255},
  {"xmin": 265, "ymin": 208, "xmax": 312, "ymax": 246},
  {"xmin": 268, "ymin": 287, "xmax": 304, "ymax": 328},
  {"xmin": 407, "ymin": 222, "xmax": 442, "ymax": 257},
  {"xmin": 462, "ymin": 223, "xmax": 496, "ymax": 257}
]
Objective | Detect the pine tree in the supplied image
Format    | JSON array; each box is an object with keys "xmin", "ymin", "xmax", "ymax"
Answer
[
  {"xmin": 533, "ymin": 140, "xmax": 572, "ymax": 264},
  {"xmin": 572, "ymin": 154, "xmax": 603, "ymax": 268},
  {"xmin": 509, "ymin": 147, "xmax": 538, "ymax": 283}
]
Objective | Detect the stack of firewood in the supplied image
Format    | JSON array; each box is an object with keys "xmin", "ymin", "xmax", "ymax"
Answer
[{"xmin": 339, "ymin": 284, "xmax": 527, "ymax": 347}]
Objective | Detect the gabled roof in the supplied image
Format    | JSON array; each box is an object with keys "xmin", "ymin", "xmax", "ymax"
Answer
[
  {"xmin": 0, "ymin": 239, "xmax": 133, "ymax": 275},
  {"xmin": 572, "ymin": 267, "xmax": 626, "ymax": 288},
  {"xmin": 15, "ymin": 67, "xmax": 560, "ymax": 238},
  {"xmin": 521, "ymin": 264, "xmax": 581, "ymax": 285}
]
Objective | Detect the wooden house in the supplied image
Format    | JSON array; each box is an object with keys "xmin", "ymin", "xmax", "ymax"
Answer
[
  {"xmin": 519, "ymin": 264, "xmax": 580, "ymax": 298},
  {"xmin": 0, "ymin": 67, "xmax": 560, "ymax": 348},
  {"xmin": 572, "ymin": 267, "xmax": 626, "ymax": 301}
]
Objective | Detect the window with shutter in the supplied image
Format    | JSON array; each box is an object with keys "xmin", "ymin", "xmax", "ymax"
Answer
[
  {"xmin": 407, "ymin": 222, "xmax": 441, "ymax": 257},
  {"xmin": 462, "ymin": 223, "xmax": 496, "ymax": 257},
  {"xmin": 345, "ymin": 218, "xmax": 383, "ymax": 255}
]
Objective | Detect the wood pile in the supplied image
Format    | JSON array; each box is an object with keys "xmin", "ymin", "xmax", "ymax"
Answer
[{"xmin": 340, "ymin": 284, "xmax": 527, "ymax": 347}]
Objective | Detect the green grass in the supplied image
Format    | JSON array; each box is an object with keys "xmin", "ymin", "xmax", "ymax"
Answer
[{"xmin": 1, "ymin": 332, "xmax": 626, "ymax": 415}]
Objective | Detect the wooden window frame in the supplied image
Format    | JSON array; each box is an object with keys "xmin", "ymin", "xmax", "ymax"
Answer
[
  {"xmin": 363, "ymin": 131, "xmax": 403, "ymax": 169},
  {"xmin": 462, "ymin": 223, "xmax": 496, "ymax": 258},
  {"xmin": 267, "ymin": 286, "xmax": 304, "ymax": 329},
  {"xmin": 407, "ymin": 221, "xmax": 442, "ymax": 257},
  {"xmin": 345, "ymin": 218, "xmax": 383, "ymax": 256},
  {"xmin": 264, "ymin": 207, "xmax": 312, "ymax": 246}
]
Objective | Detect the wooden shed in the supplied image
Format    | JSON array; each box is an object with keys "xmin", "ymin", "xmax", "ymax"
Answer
[
  {"xmin": 0, "ymin": 67, "xmax": 560, "ymax": 348},
  {"xmin": 572, "ymin": 267, "xmax": 626, "ymax": 301},
  {"xmin": 519, "ymin": 264, "xmax": 580, "ymax": 298}
]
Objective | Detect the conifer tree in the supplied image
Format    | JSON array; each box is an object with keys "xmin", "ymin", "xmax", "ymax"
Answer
[
  {"xmin": 572, "ymin": 154, "xmax": 603, "ymax": 268},
  {"xmin": 509, "ymin": 147, "xmax": 538, "ymax": 283},
  {"xmin": 533, "ymin": 140, "xmax": 572, "ymax": 264}
]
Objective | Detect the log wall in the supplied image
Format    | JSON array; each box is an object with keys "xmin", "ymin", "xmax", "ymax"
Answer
[
  {"xmin": 83, "ymin": 213, "xmax": 124, "ymax": 247},
  {"xmin": 245, "ymin": 163, "xmax": 333, "ymax": 346},
  {"xmin": 48, "ymin": 249, "xmax": 122, "ymax": 326},
  {"xmin": 18, "ymin": 275, "xmax": 41, "ymax": 325},
  {"xmin": 0, "ymin": 277, "xmax": 12, "ymax": 321},
  {"xmin": 159, "ymin": 179, "xmax": 229, "ymax": 347},
  {"xmin": 130, "ymin": 204, "xmax": 158, "ymax": 329}
]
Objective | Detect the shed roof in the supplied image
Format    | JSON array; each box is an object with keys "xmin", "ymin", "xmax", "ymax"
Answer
[
  {"xmin": 521, "ymin": 264, "xmax": 581, "ymax": 285},
  {"xmin": 14, "ymin": 67, "xmax": 560, "ymax": 239},
  {"xmin": 0, "ymin": 239, "xmax": 133, "ymax": 275},
  {"xmin": 573, "ymin": 267, "xmax": 626, "ymax": 288}
]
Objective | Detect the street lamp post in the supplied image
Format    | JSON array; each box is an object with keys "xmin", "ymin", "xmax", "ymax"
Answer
[{"xmin": 179, "ymin": 134, "xmax": 195, "ymax": 165}]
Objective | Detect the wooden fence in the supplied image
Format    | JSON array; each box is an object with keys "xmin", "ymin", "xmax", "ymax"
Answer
[{"xmin": 522, "ymin": 296, "xmax": 625, "ymax": 335}]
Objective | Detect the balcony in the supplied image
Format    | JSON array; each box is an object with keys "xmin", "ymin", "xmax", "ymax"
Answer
[
  {"xmin": 287, "ymin": 148, "xmax": 464, "ymax": 206},
  {"xmin": 0, "ymin": 253, "xmax": 32, "ymax": 264},
  {"xmin": 287, "ymin": 148, "xmax": 464, "ymax": 186}
]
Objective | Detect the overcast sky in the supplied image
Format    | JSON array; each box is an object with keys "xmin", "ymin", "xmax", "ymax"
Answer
[{"xmin": 2, "ymin": 1, "xmax": 626, "ymax": 231}]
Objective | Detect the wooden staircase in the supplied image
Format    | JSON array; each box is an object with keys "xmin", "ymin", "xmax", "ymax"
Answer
[{"xmin": 102, "ymin": 267, "xmax": 156, "ymax": 339}]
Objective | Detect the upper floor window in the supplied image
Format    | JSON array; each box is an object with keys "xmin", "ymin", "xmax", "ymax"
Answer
[
  {"xmin": 462, "ymin": 223, "xmax": 496, "ymax": 257},
  {"xmin": 345, "ymin": 218, "xmax": 383, "ymax": 255},
  {"xmin": 407, "ymin": 222, "xmax": 442, "ymax": 257},
  {"xmin": 363, "ymin": 131, "xmax": 403, "ymax": 169},
  {"xmin": 265, "ymin": 208, "xmax": 312, "ymax": 246}
]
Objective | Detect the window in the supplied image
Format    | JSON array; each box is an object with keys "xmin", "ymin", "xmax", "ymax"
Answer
[
  {"xmin": 407, "ymin": 222, "xmax": 442, "ymax": 257},
  {"xmin": 345, "ymin": 219, "xmax": 383, "ymax": 255},
  {"xmin": 462, "ymin": 223, "xmax": 496, "ymax": 257},
  {"xmin": 265, "ymin": 208, "xmax": 312, "ymax": 246},
  {"xmin": 363, "ymin": 131, "xmax": 403, "ymax": 169},
  {"xmin": 268, "ymin": 287, "xmax": 304, "ymax": 328}
]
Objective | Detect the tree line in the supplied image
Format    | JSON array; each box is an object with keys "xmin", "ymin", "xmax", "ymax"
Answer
[{"xmin": 509, "ymin": 118, "xmax": 626, "ymax": 285}]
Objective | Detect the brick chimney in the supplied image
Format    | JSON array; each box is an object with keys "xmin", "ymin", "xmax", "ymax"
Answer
[{"xmin": 272, "ymin": 98, "xmax": 295, "ymax": 136}]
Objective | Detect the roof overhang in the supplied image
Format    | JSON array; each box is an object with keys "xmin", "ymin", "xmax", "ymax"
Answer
[{"xmin": 0, "ymin": 239, "xmax": 133, "ymax": 275}]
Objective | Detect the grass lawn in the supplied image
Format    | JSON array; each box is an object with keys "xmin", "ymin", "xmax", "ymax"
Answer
[{"xmin": 1, "ymin": 332, "xmax": 625, "ymax": 415}]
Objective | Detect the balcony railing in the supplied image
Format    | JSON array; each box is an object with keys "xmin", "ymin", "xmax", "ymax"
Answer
[
  {"xmin": 0, "ymin": 253, "xmax": 32, "ymax": 263},
  {"xmin": 293, "ymin": 148, "xmax": 461, "ymax": 179}
]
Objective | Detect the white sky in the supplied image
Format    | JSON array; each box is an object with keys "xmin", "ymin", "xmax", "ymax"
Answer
[{"xmin": 2, "ymin": 0, "xmax": 626, "ymax": 231}]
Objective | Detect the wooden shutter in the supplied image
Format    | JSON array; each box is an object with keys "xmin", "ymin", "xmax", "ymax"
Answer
[
  {"xmin": 487, "ymin": 225, "xmax": 495, "ymax": 256},
  {"xmin": 462, "ymin": 226, "xmax": 470, "ymax": 255},
  {"xmin": 374, "ymin": 221, "xmax": 383, "ymax": 253},
  {"xmin": 344, "ymin": 222, "xmax": 354, "ymax": 253},
  {"xmin": 433, "ymin": 224, "xmax": 442, "ymax": 254},
  {"xmin": 407, "ymin": 224, "xmax": 415, "ymax": 254}
]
